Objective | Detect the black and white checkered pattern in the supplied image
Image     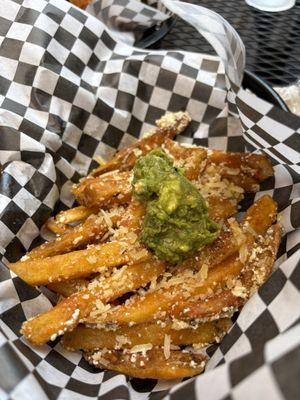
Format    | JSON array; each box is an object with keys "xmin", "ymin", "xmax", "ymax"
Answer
[
  {"xmin": 0, "ymin": 0, "xmax": 299, "ymax": 399},
  {"xmin": 87, "ymin": 0, "xmax": 169, "ymax": 46}
]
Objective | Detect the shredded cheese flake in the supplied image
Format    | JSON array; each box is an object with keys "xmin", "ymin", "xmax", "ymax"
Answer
[{"xmin": 163, "ymin": 334, "xmax": 171, "ymax": 360}]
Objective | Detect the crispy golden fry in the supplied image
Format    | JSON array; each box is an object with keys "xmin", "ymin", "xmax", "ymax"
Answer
[
  {"xmin": 240, "ymin": 194, "xmax": 277, "ymax": 235},
  {"xmin": 62, "ymin": 319, "xmax": 231, "ymax": 351},
  {"xmin": 180, "ymin": 290, "xmax": 243, "ymax": 321},
  {"xmin": 223, "ymin": 173, "xmax": 260, "ymax": 192},
  {"xmin": 28, "ymin": 213, "xmax": 119, "ymax": 260},
  {"xmin": 183, "ymin": 224, "xmax": 282, "ymax": 321},
  {"xmin": 55, "ymin": 206, "xmax": 98, "ymax": 224},
  {"xmin": 207, "ymin": 196, "xmax": 237, "ymax": 222},
  {"xmin": 46, "ymin": 218, "xmax": 72, "ymax": 235},
  {"xmin": 163, "ymin": 139, "xmax": 207, "ymax": 180},
  {"xmin": 239, "ymin": 223, "xmax": 282, "ymax": 295},
  {"xmin": 74, "ymin": 149, "xmax": 271, "ymax": 216},
  {"xmin": 117, "ymin": 200, "xmax": 145, "ymax": 234},
  {"xmin": 9, "ymin": 241, "xmax": 129, "ymax": 286},
  {"xmin": 48, "ymin": 279, "xmax": 89, "ymax": 297},
  {"xmin": 86, "ymin": 255, "xmax": 243, "ymax": 326},
  {"xmin": 89, "ymin": 111, "xmax": 191, "ymax": 177},
  {"xmin": 74, "ymin": 171, "xmax": 132, "ymax": 209},
  {"xmin": 196, "ymin": 195, "xmax": 277, "ymax": 268},
  {"xmin": 208, "ymin": 150, "xmax": 273, "ymax": 182},
  {"xmin": 21, "ymin": 258, "xmax": 166, "ymax": 345},
  {"xmin": 207, "ymin": 150, "xmax": 273, "ymax": 192},
  {"xmin": 85, "ymin": 347, "xmax": 207, "ymax": 379},
  {"xmin": 46, "ymin": 206, "xmax": 98, "ymax": 235}
]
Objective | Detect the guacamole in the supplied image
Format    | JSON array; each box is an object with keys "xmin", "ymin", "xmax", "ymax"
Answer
[{"xmin": 133, "ymin": 149, "xmax": 219, "ymax": 263}]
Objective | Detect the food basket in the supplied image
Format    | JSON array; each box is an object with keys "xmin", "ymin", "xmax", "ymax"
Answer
[{"xmin": 0, "ymin": 0, "xmax": 299, "ymax": 399}]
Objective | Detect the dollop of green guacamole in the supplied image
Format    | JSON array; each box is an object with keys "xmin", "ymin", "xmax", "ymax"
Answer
[{"xmin": 133, "ymin": 149, "xmax": 220, "ymax": 263}]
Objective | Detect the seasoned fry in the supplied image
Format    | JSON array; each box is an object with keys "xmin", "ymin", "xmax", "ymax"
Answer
[
  {"xmin": 183, "ymin": 224, "xmax": 282, "ymax": 321},
  {"xmin": 195, "ymin": 195, "xmax": 277, "ymax": 268},
  {"xmin": 85, "ymin": 347, "xmax": 207, "ymax": 379},
  {"xmin": 179, "ymin": 290, "xmax": 243, "ymax": 321},
  {"xmin": 62, "ymin": 319, "xmax": 232, "ymax": 351},
  {"xmin": 240, "ymin": 194, "xmax": 277, "ymax": 235},
  {"xmin": 91, "ymin": 222, "xmax": 280, "ymax": 328},
  {"xmin": 85, "ymin": 255, "xmax": 243, "ymax": 326},
  {"xmin": 239, "ymin": 223, "xmax": 282, "ymax": 295},
  {"xmin": 207, "ymin": 196, "xmax": 237, "ymax": 222},
  {"xmin": 9, "ymin": 241, "xmax": 129, "ymax": 286},
  {"xmin": 46, "ymin": 206, "xmax": 98, "ymax": 235},
  {"xmin": 48, "ymin": 279, "xmax": 89, "ymax": 297},
  {"xmin": 56, "ymin": 206, "xmax": 98, "ymax": 224},
  {"xmin": 163, "ymin": 139, "xmax": 207, "ymax": 180},
  {"xmin": 89, "ymin": 111, "xmax": 191, "ymax": 177},
  {"xmin": 205, "ymin": 151, "xmax": 273, "ymax": 192},
  {"xmin": 21, "ymin": 258, "xmax": 166, "ymax": 345},
  {"xmin": 46, "ymin": 218, "xmax": 72, "ymax": 235},
  {"xmin": 21, "ymin": 201, "xmax": 153, "ymax": 346},
  {"xmin": 208, "ymin": 150, "xmax": 273, "ymax": 182},
  {"xmin": 74, "ymin": 171, "xmax": 132, "ymax": 209},
  {"xmin": 28, "ymin": 213, "xmax": 120, "ymax": 260}
]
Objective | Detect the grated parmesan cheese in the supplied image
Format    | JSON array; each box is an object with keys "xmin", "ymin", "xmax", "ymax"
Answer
[
  {"xmin": 129, "ymin": 344, "xmax": 153, "ymax": 355},
  {"xmin": 163, "ymin": 334, "xmax": 171, "ymax": 360}
]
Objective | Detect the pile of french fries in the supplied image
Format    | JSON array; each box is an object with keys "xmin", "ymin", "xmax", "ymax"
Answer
[{"xmin": 8, "ymin": 111, "xmax": 281, "ymax": 380}]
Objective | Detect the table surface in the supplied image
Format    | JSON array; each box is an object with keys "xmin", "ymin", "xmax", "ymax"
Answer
[{"xmin": 159, "ymin": 0, "xmax": 300, "ymax": 87}]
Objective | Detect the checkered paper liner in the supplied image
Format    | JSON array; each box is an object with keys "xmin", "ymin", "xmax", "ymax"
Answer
[
  {"xmin": 0, "ymin": 0, "xmax": 299, "ymax": 399},
  {"xmin": 87, "ymin": 0, "xmax": 170, "ymax": 46}
]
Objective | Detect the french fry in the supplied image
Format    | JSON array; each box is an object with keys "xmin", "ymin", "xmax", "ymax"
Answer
[
  {"xmin": 28, "ymin": 213, "xmax": 120, "ymax": 260},
  {"xmin": 240, "ymin": 194, "xmax": 277, "ymax": 235},
  {"xmin": 55, "ymin": 206, "xmax": 98, "ymax": 224},
  {"xmin": 194, "ymin": 195, "xmax": 277, "ymax": 268},
  {"xmin": 116, "ymin": 200, "xmax": 145, "ymax": 234},
  {"xmin": 207, "ymin": 196, "xmax": 237, "ymax": 222},
  {"xmin": 183, "ymin": 223, "xmax": 282, "ymax": 322},
  {"xmin": 74, "ymin": 171, "xmax": 132, "ymax": 209},
  {"xmin": 86, "ymin": 255, "xmax": 243, "ymax": 326},
  {"xmin": 45, "ymin": 206, "xmax": 98, "ymax": 235},
  {"xmin": 89, "ymin": 111, "xmax": 191, "ymax": 177},
  {"xmin": 48, "ymin": 279, "xmax": 89, "ymax": 297},
  {"xmin": 62, "ymin": 319, "xmax": 232, "ymax": 351},
  {"xmin": 9, "ymin": 241, "xmax": 129, "ymax": 286},
  {"xmin": 46, "ymin": 218, "xmax": 72, "ymax": 235},
  {"xmin": 208, "ymin": 150, "xmax": 274, "ymax": 182},
  {"xmin": 21, "ymin": 258, "xmax": 166, "ymax": 345},
  {"xmin": 221, "ymin": 174, "xmax": 260, "ymax": 193},
  {"xmin": 179, "ymin": 290, "xmax": 243, "ymax": 321},
  {"xmin": 239, "ymin": 223, "xmax": 282, "ymax": 295},
  {"xmin": 163, "ymin": 139, "xmax": 207, "ymax": 180},
  {"xmin": 84, "ymin": 347, "xmax": 207, "ymax": 379},
  {"xmin": 205, "ymin": 151, "xmax": 273, "ymax": 192}
]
